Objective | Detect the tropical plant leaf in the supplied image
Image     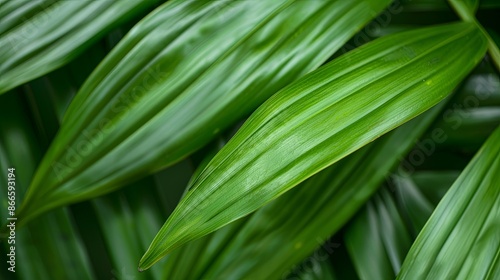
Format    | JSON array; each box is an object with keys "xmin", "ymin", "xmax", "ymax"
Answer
[
  {"xmin": 0, "ymin": 0, "xmax": 159, "ymax": 94},
  {"xmin": 346, "ymin": 189, "xmax": 412, "ymax": 280},
  {"xmin": 139, "ymin": 22, "xmax": 488, "ymax": 270},
  {"xmin": 1, "ymin": 39, "xmax": 192, "ymax": 279},
  {"xmin": 397, "ymin": 124, "xmax": 500, "ymax": 279},
  {"xmin": 159, "ymin": 103, "xmax": 444, "ymax": 279},
  {"xmin": 92, "ymin": 182, "xmax": 167, "ymax": 280},
  {"xmin": 18, "ymin": 0, "xmax": 391, "ymax": 225}
]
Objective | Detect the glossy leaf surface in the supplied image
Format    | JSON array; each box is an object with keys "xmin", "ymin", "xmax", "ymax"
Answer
[
  {"xmin": 140, "ymin": 22, "xmax": 488, "ymax": 269},
  {"xmin": 19, "ymin": 0, "xmax": 390, "ymax": 225},
  {"xmin": 159, "ymin": 103, "xmax": 443, "ymax": 279},
  {"xmin": 398, "ymin": 125, "xmax": 500, "ymax": 279},
  {"xmin": 0, "ymin": 0, "xmax": 159, "ymax": 94}
]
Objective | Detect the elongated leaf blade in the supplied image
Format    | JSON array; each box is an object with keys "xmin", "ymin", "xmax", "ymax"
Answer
[
  {"xmin": 19, "ymin": 0, "xmax": 391, "ymax": 224},
  {"xmin": 160, "ymin": 103, "xmax": 444, "ymax": 279},
  {"xmin": 0, "ymin": 0, "xmax": 159, "ymax": 94},
  {"xmin": 139, "ymin": 22, "xmax": 488, "ymax": 269},
  {"xmin": 397, "ymin": 124, "xmax": 500, "ymax": 279}
]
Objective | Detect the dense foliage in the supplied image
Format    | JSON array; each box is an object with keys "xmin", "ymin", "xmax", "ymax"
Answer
[{"xmin": 1, "ymin": 0, "xmax": 499, "ymax": 279}]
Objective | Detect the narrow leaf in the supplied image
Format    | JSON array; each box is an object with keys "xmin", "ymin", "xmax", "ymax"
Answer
[
  {"xmin": 160, "ymin": 100, "xmax": 444, "ymax": 279},
  {"xmin": 140, "ymin": 23, "xmax": 488, "ymax": 270},
  {"xmin": 398, "ymin": 125, "xmax": 500, "ymax": 279}
]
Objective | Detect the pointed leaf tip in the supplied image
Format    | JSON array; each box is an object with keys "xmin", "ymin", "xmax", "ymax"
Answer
[{"xmin": 142, "ymin": 22, "xmax": 488, "ymax": 268}]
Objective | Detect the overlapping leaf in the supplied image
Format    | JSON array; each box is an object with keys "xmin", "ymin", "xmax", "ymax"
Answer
[
  {"xmin": 397, "ymin": 124, "xmax": 500, "ymax": 279},
  {"xmin": 0, "ymin": 40, "xmax": 191, "ymax": 279},
  {"xmin": 345, "ymin": 172, "xmax": 457, "ymax": 280},
  {"xmin": 139, "ymin": 22, "xmax": 488, "ymax": 269},
  {"xmin": 448, "ymin": 0, "xmax": 500, "ymax": 71},
  {"xmin": 0, "ymin": 93, "xmax": 94, "ymax": 279},
  {"xmin": 19, "ymin": 0, "xmax": 391, "ymax": 224},
  {"xmin": 158, "ymin": 103, "xmax": 443, "ymax": 279},
  {"xmin": 0, "ymin": 0, "xmax": 159, "ymax": 94}
]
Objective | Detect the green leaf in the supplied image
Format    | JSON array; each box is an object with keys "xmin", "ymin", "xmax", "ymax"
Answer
[
  {"xmin": 91, "ymin": 181, "xmax": 166, "ymax": 280},
  {"xmin": 346, "ymin": 193, "xmax": 409, "ymax": 280},
  {"xmin": 19, "ymin": 0, "xmax": 391, "ymax": 224},
  {"xmin": 448, "ymin": 0, "xmax": 479, "ymax": 20},
  {"xmin": 448, "ymin": 0, "xmax": 500, "ymax": 72},
  {"xmin": 345, "ymin": 169, "xmax": 458, "ymax": 280},
  {"xmin": 0, "ymin": 0, "xmax": 159, "ymax": 94},
  {"xmin": 397, "ymin": 124, "xmax": 500, "ymax": 279},
  {"xmin": 140, "ymin": 22, "xmax": 488, "ymax": 270},
  {"xmin": 0, "ymin": 93, "xmax": 94, "ymax": 280},
  {"xmin": 3, "ymin": 39, "xmax": 191, "ymax": 279},
  {"xmin": 160, "ymin": 102, "xmax": 443, "ymax": 279}
]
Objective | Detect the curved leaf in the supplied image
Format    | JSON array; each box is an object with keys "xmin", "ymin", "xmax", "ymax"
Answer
[
  {"xmin": 139, "ymin": 22, "xmax": 488, "ymax": 270},
  {"xmin": 19, "ymin": 0, "xmax": 391, "ymax": 224},
  {"xmin": 397, "ymin": 124, "xmax": 500, "ymax": 279},
  {"xmin": 160, "ymin": 103, "xmax": 444, "ymax": 279},
  {"xmin": 0, "ymin": 0, "xmax": 159, "ymax": 94}
]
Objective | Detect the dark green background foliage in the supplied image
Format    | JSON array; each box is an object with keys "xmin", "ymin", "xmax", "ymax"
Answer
[{"xmin": 0, "ymin": 0, "xmax": 499, "ymax": 279}]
